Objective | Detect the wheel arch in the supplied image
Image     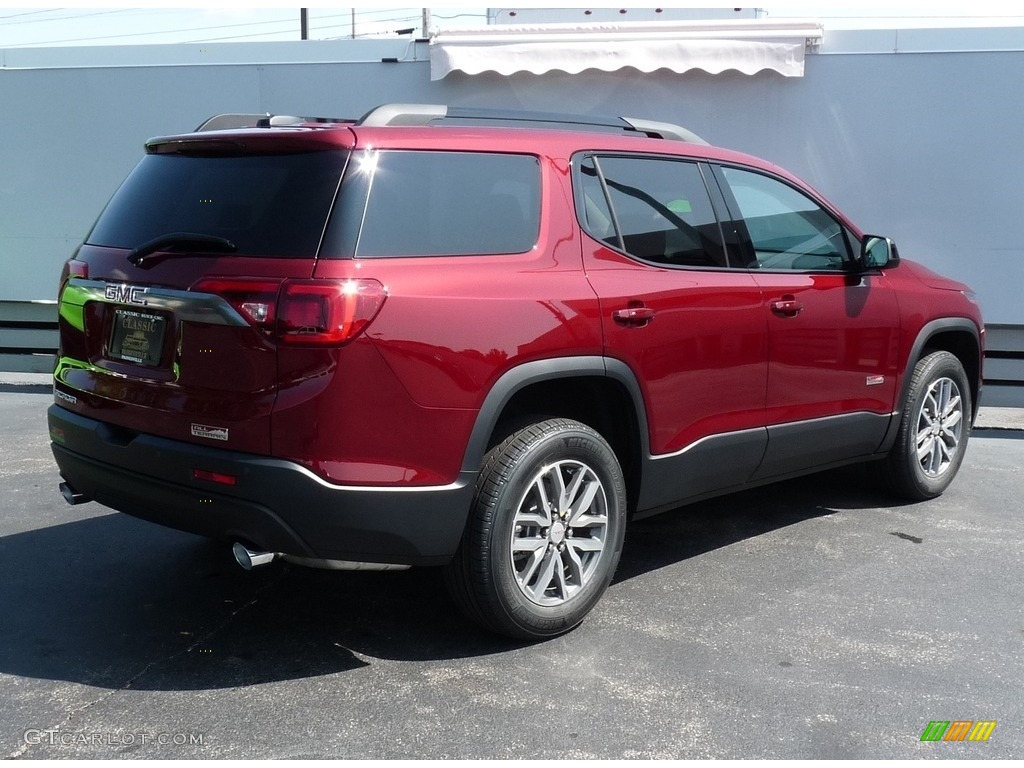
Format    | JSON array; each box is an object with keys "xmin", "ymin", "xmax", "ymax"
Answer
[
  {"xmin": 879, "ymin": 317, "xmax": 982, "ymax": 453},
  {"xmin": 460, "ymin": 357, "xmax": 650, "ymax": 512}
]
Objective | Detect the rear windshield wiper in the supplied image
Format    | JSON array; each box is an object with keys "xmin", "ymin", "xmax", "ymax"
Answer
[{"xmin": 128, "ymin": 232, "xmax": 237, "ymax": 267}]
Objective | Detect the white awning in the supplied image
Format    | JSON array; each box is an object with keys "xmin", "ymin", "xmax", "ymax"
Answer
[{"xmin": 430, "ymin": 19, "xmax": 824, "ymax": 81}]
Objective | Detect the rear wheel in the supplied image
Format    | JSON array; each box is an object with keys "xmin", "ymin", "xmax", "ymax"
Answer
[
  {"xmin": 445, "ymin": 418, "xmax": 627, "ymax": 639},
  {"xmin": 886, "ymin": 350, "xmax": 971, "ymax": 500}
]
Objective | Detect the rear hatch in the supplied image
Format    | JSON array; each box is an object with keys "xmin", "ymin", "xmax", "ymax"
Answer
[{"xmin": 55, "ymin": 129, "xmax": 353, "ymax": 454}]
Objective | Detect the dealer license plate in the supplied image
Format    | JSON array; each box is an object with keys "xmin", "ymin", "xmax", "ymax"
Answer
[{"xmin": 109, "ymin": 309, "xmax": 166, "ymax": 366}]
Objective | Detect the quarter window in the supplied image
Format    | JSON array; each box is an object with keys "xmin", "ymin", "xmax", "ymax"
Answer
[
  {"xmin": 338, "ymin": 150, "xmax": 541, "ymax": 258},
  {"xmin": 720, "ymin": 167, "xmax": 849, "ymax": 271}
]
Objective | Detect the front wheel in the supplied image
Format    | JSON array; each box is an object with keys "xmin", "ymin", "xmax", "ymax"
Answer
[
  {"xmin": 886, "ymin": 350, "xmax": 972, "ymax": 500},
  {"xmin": 445, "ymin": 419, "xmax": 627, "ymax": 639}
]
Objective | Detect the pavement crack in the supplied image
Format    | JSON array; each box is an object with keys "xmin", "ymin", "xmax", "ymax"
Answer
[
  {"xmin": 7, "ymin": 740, "xmax": 31, "ymax": 759},
  {"xmin": 890, "ymin": 531, "xmax": 924, "ymax": 544},
  {"xmin": 123, "ymin": 566, "xmax": 292, "ymax": 691}
]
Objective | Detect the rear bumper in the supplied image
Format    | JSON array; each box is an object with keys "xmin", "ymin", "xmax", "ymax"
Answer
[{"xmin": 48, "ymin": 404, "xmax": 475, "ymax": 566}]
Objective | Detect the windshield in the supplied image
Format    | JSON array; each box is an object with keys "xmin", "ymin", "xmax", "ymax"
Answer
[{"xmin": 87, "ymin": 151, "xmax": 348, "ymax": 258}]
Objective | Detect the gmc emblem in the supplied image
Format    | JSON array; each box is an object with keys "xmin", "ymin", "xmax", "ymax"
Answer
[{"xmin": 104, "ymin": 284, "xmax": 148, "ymax": 305}]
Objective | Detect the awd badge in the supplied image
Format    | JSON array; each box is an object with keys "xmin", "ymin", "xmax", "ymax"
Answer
[{"xmin": 191, "ymin": 423, "xmax": 229, "ymax": 441}]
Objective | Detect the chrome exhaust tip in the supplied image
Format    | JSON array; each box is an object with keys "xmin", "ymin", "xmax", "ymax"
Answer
[
  {"xmin": 232, "ymin": 542, "xmax": 277, "ymax": 570},
  {"xmin": 59, "ymin": 482, "xmax": 90, "ymax": 505}
]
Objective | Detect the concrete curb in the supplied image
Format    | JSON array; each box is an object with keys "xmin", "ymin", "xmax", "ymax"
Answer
[
  {"xmin": 975, "ymin": 406, "xmax": 1024, "ymax": 431},
  {"xmin": 0, "ymin": 373, "xmax": 51, "ymax": 386}
]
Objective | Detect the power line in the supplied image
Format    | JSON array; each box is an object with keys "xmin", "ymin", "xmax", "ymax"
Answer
[
  {"xmin": 0, "ymin": 9, "xmax": 139, "ymax": 26},
  {"xmin": 0, "ymin": 8, "xmax": 58, "ymax": 21},
  {"xmin": 172, "ymin": 10, "xmax": 434, "ymax": 45},
  {"xmin": 1, "ymin": 15, "xmax": 302, "ymax": 48},
  {"xmin": 180, "ymin": 29, "xmax": 317, "ymax": 45},
  {"xmin": 0, "ymin": 8, "xmax": 443, "ymax": 48},
  {"xmin": 0, "ymin": 8, "xmax": 61, "ymax": 21},
  {"xmin": 183, "ymin": 19, "xmax": 424, "ymax": 46},
  {"xmin": 315, "ymin": 17, "xmax": 421, "ymax": 34}
]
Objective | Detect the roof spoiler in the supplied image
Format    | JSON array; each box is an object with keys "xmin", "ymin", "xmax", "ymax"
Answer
[
  {"xmin": 192, "ymin": 104, "xmax": 709, "ymax": 145},
  {"xmin": 194, "ymin": 113, "xmax": 352, "ymax": 132}
]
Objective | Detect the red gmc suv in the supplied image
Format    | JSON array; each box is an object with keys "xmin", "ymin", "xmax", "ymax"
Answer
[{"xmin": 49, "ymin": 104, "xmax": 984, "ymax": 639}]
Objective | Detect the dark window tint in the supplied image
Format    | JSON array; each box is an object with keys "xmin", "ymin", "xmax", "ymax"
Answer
[
  {"xmin": 578, "ymin": 158, "xmax": 619, "ymax": 247},
  {"xmin": 350, "ymin": 151, "xmax": 540, "ymax": 258},
  {"xmin": 721, "ymin": 167, "xmax": 849, "ymax": 271},
  {"xmin": 87, "ymin": 151, "xmax": 347, "ymax": 258},
  {"xmin": 581, "ymin": 156, "xmax": 726, "ymax": 269}
]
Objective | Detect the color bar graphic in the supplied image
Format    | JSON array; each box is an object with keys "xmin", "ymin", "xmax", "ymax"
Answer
[
  {"xmin": 920, "ymin": 720, "xmax": 997, "ymax": 742},
  {"xmin": 920, "ymin": 721, "xmax": 950, "ymax": 741},
  {"xmin": 968, "ymin": 721, "xmax": 998, "ymax": 742}
]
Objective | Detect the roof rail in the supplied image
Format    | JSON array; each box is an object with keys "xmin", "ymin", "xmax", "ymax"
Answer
[
  {"xmin": 194, "ymin": 113, "xmax": 352, "ymax": 132},
  {"xmin": 621, "ymin": 117, "xmax": 709, "ymax": 145},
  {"xmin": 357, "ymin": 103, "xmax": 709, "ymax": 145}
]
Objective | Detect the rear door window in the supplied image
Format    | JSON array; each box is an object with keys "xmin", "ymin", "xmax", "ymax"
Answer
[
  {"xmin": 328, "ymin": 150, "xmax": 541, "ymax": 258},
  {"xmin": 87, "ymin": 151, "xmax": 348, "ymax": 258},
  {"xmin": 576, "ymin": 155, "xmax": 728, "ymax": 269}
]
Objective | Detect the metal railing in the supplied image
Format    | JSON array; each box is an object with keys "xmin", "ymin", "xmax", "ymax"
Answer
[
  {"xmin": 981, "ymin": 324, "xmax": 1024, "ymax": 407},
  {"xmin": 2, "ymin": 299, "xmax": 1022, "ymax": 406},
  {"xmin": 0, "ymin": 301, "xmax": 58, "ymax": 374}
]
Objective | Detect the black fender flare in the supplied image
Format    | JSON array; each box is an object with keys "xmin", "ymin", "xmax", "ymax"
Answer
[
  {"xmin": 877, "ymin": 317, "xmax": 982, "ymax": 454},
  {"xmin": 459, "ymin": 356, "xmax": 651, "ymax": 473}
]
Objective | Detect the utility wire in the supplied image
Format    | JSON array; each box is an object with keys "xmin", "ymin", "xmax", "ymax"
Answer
[
  {"xmin": 0, "ymin": 9, "xmax": 139, "ymax": 26},
  {"xmin": 184, "ymin": 22, "xmax": 423, "ymax": 46},
  {"xmin": 0, "ymin": 8, "xmax": 61, "ymax": 21},
  {"xmin": 1, "ymin": 15, "xmax": 301, "ymax": 47},
  {"xmin": 1, "ymin": 8, "xmax": 439, "ymax": 48},
  {"xmin": 181, "ymin": 29, "xmax": 320, "ymax": 45},
  {"xmin": 185, "ymin": 10, "xmax": 432, "ymax": 43},
  {"xmin": 315, "ymin": 17, "xmax": 421, "ymax": 34}
]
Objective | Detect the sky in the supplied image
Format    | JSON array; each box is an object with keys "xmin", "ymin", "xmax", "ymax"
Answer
[{"xmin": 0, "ymin": 2, "xmax": 1022, "ymax": 49}]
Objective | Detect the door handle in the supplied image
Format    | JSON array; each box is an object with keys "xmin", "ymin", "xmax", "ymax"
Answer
[
  {"xmin": 612, "ymin": 306, "xmax": 655, "ymax": 326},
  {"xmin": 770, "ymin": 298, "xmax": 804, "ymax": 317}
]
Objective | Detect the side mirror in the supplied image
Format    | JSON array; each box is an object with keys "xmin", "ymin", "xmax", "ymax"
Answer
[{"xmin": 860, "ymin": 235, "xmax": 900, "ymax": 270}]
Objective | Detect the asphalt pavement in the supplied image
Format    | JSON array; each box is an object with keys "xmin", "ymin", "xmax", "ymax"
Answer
[{"xmin": 1, "ymin": 385, "xmax": 1021, "ymax": 758}]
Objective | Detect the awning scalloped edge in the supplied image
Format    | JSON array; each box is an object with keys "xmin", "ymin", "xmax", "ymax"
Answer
[
  {"xmin": 428, "ymin": 19, "xmax": 823, "ymax": 81},
  {"xmin": 430, "ymin": 38, "xmax": 806, "ymax": 80}
]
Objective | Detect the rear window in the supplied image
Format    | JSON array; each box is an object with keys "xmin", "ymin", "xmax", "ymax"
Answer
[
  {"xmin": 324, "ymin": 150, "xmax": 541, "ymax": 258},
  {"xmin": 87, "ymin": 151, "xmax": 348, "ymax": 258}
]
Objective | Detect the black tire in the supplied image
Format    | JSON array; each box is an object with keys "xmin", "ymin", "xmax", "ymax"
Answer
[
  {"xmin": 445, "ymin": 418, "xmax": 627, "ymax": 640},
  {"xmin": 886, "ymin": 350, "xmax": 972, "ymax": 500}
]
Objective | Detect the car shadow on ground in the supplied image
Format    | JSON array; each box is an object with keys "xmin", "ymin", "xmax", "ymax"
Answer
[
  {"xmin": 0, "ymin": 464, "xmax": 903, "ymax": 692},
  {"xmin": 0, "ymin": 383, "xmax": 51, "ymax": 395},
  {"xmin": 972, "ymin": 427, "xmax": 1024, "ymax": 441},
  {"xmin": 614, "ymin": 462, "xmax": 901, "ymax": 581}
]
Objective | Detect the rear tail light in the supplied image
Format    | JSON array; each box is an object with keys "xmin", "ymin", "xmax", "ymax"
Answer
[
  {"xmin": 190, "ymin": 277, "xmax": 387, "ymax": 346},
  {"xmin": 191, "ymin": 278, "xmax": 282, "ymax": 330},
  {"xmin": 277, "ymin": 280, "xmax": 387, "ymax": 345},
  {"xmin": 59, "ymin": 258, "xmax": 89, "ymax": 297},
  {"xmin": 67, "ymin": 259, "xmax": 89, "ymax": 279}
]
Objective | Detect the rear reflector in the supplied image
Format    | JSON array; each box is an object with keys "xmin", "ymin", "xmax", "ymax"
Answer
[{"xmin": 193, "ymin": 468, "xmax": 237, "ymax": 486}]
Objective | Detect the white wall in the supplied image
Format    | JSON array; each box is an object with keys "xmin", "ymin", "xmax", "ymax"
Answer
[{"xmin": 2, "ymin": 31, "xmax": 1022, "ymax": 327}]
